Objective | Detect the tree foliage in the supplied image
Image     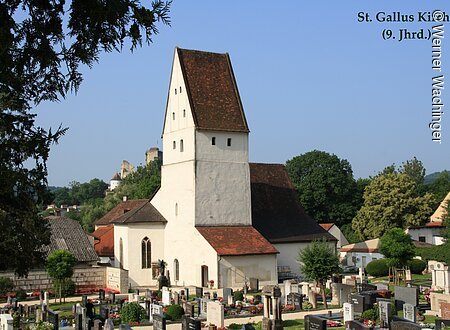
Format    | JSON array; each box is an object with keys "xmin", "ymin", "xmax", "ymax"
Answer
[
  {"xmin": 298, "ymin": 239, "xmax": 339, "ymax": 308},
  {"xmin": 379, "ymin": 228, "xmax": 415, "ymax": 268},
  {"xmin": 400, "ymin": 157, "xmax": 426, "ymax": 186},
  {"xmin": 0, "ymin": 0, "xmax": 171, "ymax": 275},
  {"xmin": 52, "ymin": 179, "xmax": 108, "ymax": 206},
  {"xmin": 46, "ymin": 250, "xmax": 76, "ymax": 303},
  {"xmin": 352, "ymin": 173, "xmax": 435, "ymax": 239},
  {"xmin": 0, "ymin": 277, "xmax": 14, "ymax": 295},
  {"xmin": 286, "ymin": 150, "xmax": 359, "ymax": 226}
]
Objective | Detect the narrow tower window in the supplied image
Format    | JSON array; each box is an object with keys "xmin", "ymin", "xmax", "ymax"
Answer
[
  {"xmin": 172, "ymin": 112, "xmax": 175, "ymax": 120},
  {"xmin": 227, "ymin": 138, "xmax": 232, "ymax": 146},
  {"xmin": 175, "ymin": 88, "xmax": 177, "ymax": 95},
  {"xmin": 173, "ymin": 141, "xmax": 176, "ymax": 149},
  {"xmin": 183, "ymin": 109, "xmax": 186, "ymax": 117},
  {"xmin": 212, "ymin": 137, "xmax": 216, "ymax": 145},
  {"xmin": 180, "ymin": 139, "xmax": 184, "ymax": 152},
  {"xmin": 180, "ymin": 86, "xmax": 182, "ymax": 93}
]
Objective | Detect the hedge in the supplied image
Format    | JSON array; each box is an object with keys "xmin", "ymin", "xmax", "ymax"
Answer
[
  {"xmin": 409, "ymin": 259, "xmax": 426, "ymax": 274},
  {"xmin": 366, "ymin": 259, "xmax": 389, "ymax": 277}
]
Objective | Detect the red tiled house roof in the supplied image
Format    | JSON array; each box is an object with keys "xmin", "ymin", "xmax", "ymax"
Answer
[
  {"xmin": 249, "ymin": 163, "xmax": 336, "ymax": 243},
  {"xmin": 92, "ymin": 225, "xmax": 114, "ymax": 257},
  {"xmin": 196, "ymin": 226, "xmax": 278, "ymax": 256},
  {"xmin": 94, "ymin": 199, "xmax": 148, "ymax": 226},
  {"xmin": 319, "ymin": 223, "xmax": 335, "ymax": 231},
  {"xmin": 170, "ymin": 48, "xmax": 249, "ymax": 133}
]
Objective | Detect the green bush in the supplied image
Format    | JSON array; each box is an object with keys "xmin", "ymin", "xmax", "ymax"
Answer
[
  {"xmin": 302, "ymin": 301, "xmax": 313, "ymax": 310},
  {"xmin": 15, "ymin": 289, "xmax": 27, "ymax": 301},
  {"xmin": 233, "ymin": 290, "xmax": 244, "ymax": 302},
  {"xmin": 361, "ymin": 307, "xmax": 378, "ymax": 321},
  {"xmin": 366, "ymin": 259, "xmax": 389, "ymax": 277},
  {"xmin": 165, "ymin": 304, "xmax": 184, "ymax": 321},
  {"xmin": 0, "ymin": 277, "xmax": 14, "ymax": 295},
  {"xmin": 253, "ymin": 294, "xmax": 262, "ymax": 304},
  {"xmin": 120, "ymin": 302, "xmax": 147, "ymax": 323},
  {"xmin": 409, "ymin": 259, "xmax": 426, "ymax": 274}
]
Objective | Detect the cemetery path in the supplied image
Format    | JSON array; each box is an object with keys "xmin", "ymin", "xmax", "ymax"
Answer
[{"xmin": 133, "ymin": 308, "xmax": 342, "ymax": 330}]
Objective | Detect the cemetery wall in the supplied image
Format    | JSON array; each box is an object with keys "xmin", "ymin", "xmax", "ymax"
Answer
[
  {"xmin": 219, "ymin": 255, "xmax": 277, "ymax": 288},
  {"xmin": 0, "ymin": 266, "xmax": 107, "ymax": 291},
  {"xmin": 105, "ymin": 267, "xmax": 128, "ymax": 293}
]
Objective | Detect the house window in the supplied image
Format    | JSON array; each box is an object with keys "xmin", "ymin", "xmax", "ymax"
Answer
[
  {"xmin": 172, "ymin": 112, "xmax": 175, "ymax": 120},
  {"xmin": 419, "ymin": 236, "xmax": 426, "ymax": 242},
  {"xmin": 173, "ymin": 141, "xmax": 176, "ymax": 149},
  {"xmin": 174, "ymin": 259, "xmax": 180, "ymax": 282},
  {"xmin": 175, "ymin": 203, "xmax": 178, "ymax": 216},
  {"xmin": 183, "ymin": 109, "xmax": 186, "ymax": 117},
  {"xmin": 180, "ymin": 139, "xmax": 184, "ymax": 152},
  {"xmin": 180, "ymin": 86, "xmax": 182, "ymax": 93},
  {"xmin": 227, "ymin": 138, "xmax": 232, "ymax": 146},
  {"xmin": 175, "ymin": 88, "xmax": 177, "ymax": 95},
  {"xmin": 212, "ymin": 137, "xmax": 216, "ymax": 145},
  {"xmin": 141, "ymin": 237, "xmax": 151, "ymax": 269}
]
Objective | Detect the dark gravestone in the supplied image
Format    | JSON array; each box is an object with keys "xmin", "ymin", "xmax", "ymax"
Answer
[
  {"xmin": 183, "ymin": 302, "xmax": 194, "ymax": 316},
  {"xmin": 93, "ymin": 319, "xmax": 103, "ymax": 330},
  {"xmin": 82, "ymin": 295, "xmax": 88, "ymax": 307},
  {"xmin": 99, "ymin": 289, "xmax": 105, "ymax": 301},
  {"xmin": 355, "ymin": 283, "xmax": 377, "ymax": 293},
  {"xmin": 350, "ymin": 294, "xmax": 367, "ymax": 313},
  {"xmin": 345, "ymin": 320, "xmax": 370, "ymax": 330},
  {"xmin": 195, "ymin": 287, "xmax": 203, "ymax": 298},
  {"xmin": 305, "ymin": 315, "xmax": 327, "ymax": 330},
  {"xmin": 109, "ymin": 292, "xmax": 115, "ymax": 303},
  {"xmin": 153, "ymin": 314, "xmax": 166, "ymax": 330},
  {"xmin": 390, "ymin": 320, "xmax": 421, "ymax": 330},
  {"xmin": 146, "ymin": 289, "xmax": 152, "ymax": 299},
  {"xmin": 47, "ymin": 309, "xmax": 59, "ymax": 330},
  {"xmin": 360, "ymin": 291, "xmax": 377, "ymax": 309},
  {"xmin": 184, "ymin": 288, "xmax": 190, "ymax": 300},
  {"xmin": 100, "ymin": 306, "xmax": 109, "ymax": 320},
  {"xmin": 188, "ymin": 317, "xmax": 201, "ymax": 330},
  {"xmin": 249, "ymin": 278, "xmax": 259, "ymax": 292},
  {"xmin": 394, "ymin": 286, "xmax": 419, "ymax": 309},
  {"xmin": 75, "ymin": 313, "xmax": 83, "ymax": 330},
  {"xmin": 435, "ymin": 319, "xmax": 450, "ymax": 330},
  {"xmin": 286, "ymin": 293, "xmax": 303, "ymax": 311},
  {"xmin": 223, "ymin": 288, "xmax": 233, "ymax": 304}
]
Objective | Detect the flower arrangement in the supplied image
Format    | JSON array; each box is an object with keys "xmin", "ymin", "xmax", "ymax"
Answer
[{"xmin": 208, "ymin": 280, "xmax": 214, "ymax": 288}]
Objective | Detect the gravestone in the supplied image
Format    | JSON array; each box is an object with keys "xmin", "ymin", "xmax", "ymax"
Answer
[
  {"xmin": 376, "ymin": 283, "xmax": 389, "ymax": 291},
  {"xmin": 153, "ymin": 314, "xmax": 166, "ymax": 330},
  {"xmin": 162, "ymin": 290, "xmax": 172, "ymax": 306},
  {"xmin": 75, "ymin": 312, "xmax": 83, "ymax": 330},
  {"xmin": 394, "ymin": 286, "xmax": 419, "ymax": 309},
  {"xmin": 304, "ymin": 314, "xmax": 327, "ymax": 330},
  {"xmin": 184, "ymin": 288, "xmax": 190, "ymax": 300},
  {"xmin": 173, "ymin": 292, "xmax": 180, "ymax": 305},
  {"xmin": 182, "ymin": 315, "xmax": 202, "ymax": 330},
  {"xmin": 403, "ymin": 303, "xmax": 417, "ymax": 323},
  {"xmin": 82, "ymin": 295, "xmax": 88, "ymax": 307},
  {"xmin": 345, "ymin": 320, "xmax": 370, "ymax": 330},
  {"xmin": 195, "ymin": 287, "xmax": 203, "ymax": 298},
  {"xmin": 99, "ymin": 289, "xmax": 105, "ymax": 301},
  {"xmin": 104, "ymin": 319, "xmax": 114, "ymax": 330},
  {"xmin": 44, "ymin": 291, "xmax": 49, "ymax": 306},
  {"xmin": 355, "ymin": 283, "xmax": 377, "ymax": 293},
  {"xmin": 286, "ymin": 293, "xmax": 302, "ymax": 310},
  {"xmin": 93, "ymin": 319, "xmax": 103, "ymax": 330},
  {"xmin": 360, "ymin": 291, "xmax": 377, "ymax": 308},
  {"xmin": 206, "ymin": 301, "xmax": 224, "ymax": 328},
  {"xmin": 204, "ymin": 292, "xmax": 211, "ymax": 300},
  {"xmin": 149, "ymin": 304, "xmax": 163, "ymax": 322},
  {"xmin": 0, "ymin": 314, "xmax": 14, "ymax": 330},
  {"xmin": 109, "ymin": 292, "xmax": 116, "ymax": 303},
  {"xmin": 441, "ymin": 302, "xmax": 450, "ymax": 319},
  {"xmin": 223, "ymin": 288, "xmax": 233, "ymax": 305},
  {"xmin": 379, "ymin": 300, "xmax": 393, "ymax": 328},
  {"xmin": 390, "ymin": 319, "xmax": 421, "ymax": 330},
  {"xmin": 308, "ymin": 288, "xmax": 317, "ymax": 309},
  {"xmin": 343, "ymin": 303, "xmax": 354, "ymax": 322},
  {"xmin": 183, "ymin": 302, "xmax": 195, "ymax": 316},
  {"xmin": 146, "ymin": 289, "xmax": 152, "ymax": 299},
  {"xmin": 47, "ymin": 309, "xmax": 59, "ymax": 330},
  {"xmin": 435, "ymin": 319, "xmax": 450, "ymax": 330},
  {"xmin": 350, "ymin": 294, "xmax": 367, "ymax": 313},
  {"xmin": 100, "ymin": 306, "xmax": 109, "ymax": 320},
  {"xmin": 200, "ymin": 299, "xmax": 209, "ymax": 317},
  {"xmin": 331, "ymin": 283, "xmax": 353, "ymax": 305},
  {"xmin": 249, "ymin": 278, "xmax": 259, "ymax": 292}
]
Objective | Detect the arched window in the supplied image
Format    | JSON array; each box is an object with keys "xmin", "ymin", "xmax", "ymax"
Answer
[
  {"xmin": 141, "ymin": 237, "xmax": 151, "ymax": 269},
  {"xmin": 180, "ymin": 139, "xmax": 184, "ymax": 152},
  {"xmin": 174, "ymin": 259, "xmax": 179, "ymax": 282},
  {"xmin": 119, "ymin": 238, "xmax": 123, "ymax": 269}
]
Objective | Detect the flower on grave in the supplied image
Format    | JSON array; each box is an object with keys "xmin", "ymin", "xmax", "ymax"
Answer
[{"xmin": 208, "ymin": 280, "xmax": 214, "ymax": 284}]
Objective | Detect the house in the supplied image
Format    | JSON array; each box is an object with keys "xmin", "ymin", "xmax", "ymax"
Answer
[
  {"xmin": 340, "ymin": 238, "xmax": 384, "ymax": 269},
  {"xmin": 319, "ymin": 223, "xmax": 349, "ymax": 249},
  {"xmin": 91, "ymin": 225, "xmax": 114, "ymax": 265},
  {"xmin": 99, "ymin": 48, "xmax": 333, "ymax": 288},
  {"xmin": 406, "ymin": 191, "xmax": 449, "ymax": 245}
]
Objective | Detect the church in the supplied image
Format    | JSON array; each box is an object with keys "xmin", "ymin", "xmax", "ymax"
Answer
[{"xmin": 96, "ymin": 48, "xmax": 334, "ymax": 288}]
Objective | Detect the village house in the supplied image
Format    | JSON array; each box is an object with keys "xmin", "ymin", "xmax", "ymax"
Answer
[{"xmin": 95, "ymin": 48, "xmax": 334, "ymax": 288}]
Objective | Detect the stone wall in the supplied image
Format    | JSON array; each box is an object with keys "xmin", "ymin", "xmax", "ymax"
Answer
[{"xmin": 0, "ymin": 266, "xmax": 127, "ymax": 292}]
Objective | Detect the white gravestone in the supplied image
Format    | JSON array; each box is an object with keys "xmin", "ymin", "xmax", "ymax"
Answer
[
  {"xmin": 44, "ymin": 291, "xmax": 49, "ymax": 306},
  {"xmin": 206, "ymin": 301, "xmax": 224, "ymax": 328},
  {"xmin": 403, "ymin": 303, "xmax": 417, "ymax": 322},
  {"xmin": 162, "ymin": 290, "xmax": 172, "ymax": 306},
  {"xmin": 343, "ymin": 303, "xmax": 354, "ymax": 322},
  {"xmin": 149, "ymin": 304, "xmax": 163, "ymax": 322},
  {"xmin": 0, "ymin": 314, "xmax": 14, "ymax": 330}
]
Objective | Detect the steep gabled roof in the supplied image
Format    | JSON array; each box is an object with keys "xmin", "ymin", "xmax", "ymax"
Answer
[
  {"xmin": 196, "ymin": 226, "xmax": 278, "ymax": 256},
  {"xmin": 95, "ymin": 199, "xmax": 148, "ymax": 226},
  {"xmin": 111, "ymin": 173, "xmax": 121, "ymax": 181},
  {"xmin": 44, "ymin": 216, "xmax": 98, "ymax": 262},
  {"xmin": 340, "ymin": 238, "xmax": 380, "ymax": 253},
  {"xmin": 176, "ymin": 48, "xmax": 249, "ymax": 133},
  {"xmin": 249, "ymin": 163, "xmax": 336, "ymax": 243},
  {"xmin": 111, "ymin": 200, "xmax": 167, "ymax": 224},
  {"xmin": 430, "ymin": 191, "xmax": 450, "ymax": 223},
  {"xmin": 91, "ymin": 225, "xmax": 114, "ymax": 257},
  {"xmin": 319, "ymin": 223, "xmax": 335, "ymax": 231}
]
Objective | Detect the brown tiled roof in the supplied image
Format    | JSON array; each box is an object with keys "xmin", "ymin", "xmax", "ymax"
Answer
[
  {"xmin": 249, "ymin": 163, "xmax": 336, "ymax": 243},
  {"xmin": 319, "ymin": 223, "xmax": 335, "ymax": 231},
  {"xmin": 196, "ymin": 226, "xmax": 278, "ymax": 256},
  {"xmin": 176, "ymin": 48, "xmax": 249, "ymax": 133},
  {"xmin": 111, "ymin": 172, "xmax": 121, "ymax": 181},
  {"xmin": 44, "ymin": 216, "xmax": 99, "ymax": 262},
  {"xmin": 92, "ymin": 225, "xmax": 114, "ymax": 257},
  {"xmin": 340, "ymin": 238, "xmax": 380, "ymax": 253},
  {"xmin": 111, "ymin": 200, "xmax": 167, "ymax": 224},
  {"xmin": 95, "ymin": 199, "xmax": 148, "ymax": 226}
]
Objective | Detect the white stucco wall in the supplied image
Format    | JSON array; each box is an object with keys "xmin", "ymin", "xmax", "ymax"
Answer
[
  {"xmin": 328, "ymin": 226, "xmax": 349, "ymax": 249},
  {"xmin": 339, "ymin": 251, "xmax": 384, "ymax": 268},
  {"xmin": 406, "ymin": 227, "xmax": 445, "ymax": 245},
  {"xmin": 113, "ymin": 223, "xmax": 165, "ymax": 287},
  {"xmin": 274, "ymin": 242, "xmax": 310, "ymax": 278},
  {"xmin": 110, "ymin": 179, "xmax": 121, "ymax": 191},
  {"xmin": 219, "ymin": 254, "xmax": 277, "ymax": 288}
]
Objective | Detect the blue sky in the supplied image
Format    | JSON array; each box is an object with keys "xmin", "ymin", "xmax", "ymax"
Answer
[{"xmin": 34, "ymin": 1, "xmax": 449, "ymax": 187}]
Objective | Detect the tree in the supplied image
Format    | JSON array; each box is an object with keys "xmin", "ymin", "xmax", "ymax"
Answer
[
  {"xmin": 352, "ymin": 173, "xmax": 436, "ymax": 240},
  {"xmin": 46, "ymin": 250, "xmax": 76, "ymax": 303},
  {"xmin": 1, "ymin": 0, "xmax": 171, "ymax": 275},
  {"xmin": 400, "ymin": 157, "xmax": 426, "ymax": 186},
  {"xmin": 298, "ymin": 239, "xmax": 340, "ymax": 308},
  {"xmin": 426, "ymin": 171, "xmax": 450, "ymax": 202},
  {"xmin": 379, "ymin": 228, "xmax": 415, "ymax": 269},
  {"xmin": 286, "ymin": 150, "xmax": 358, "ymax": 227}
]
